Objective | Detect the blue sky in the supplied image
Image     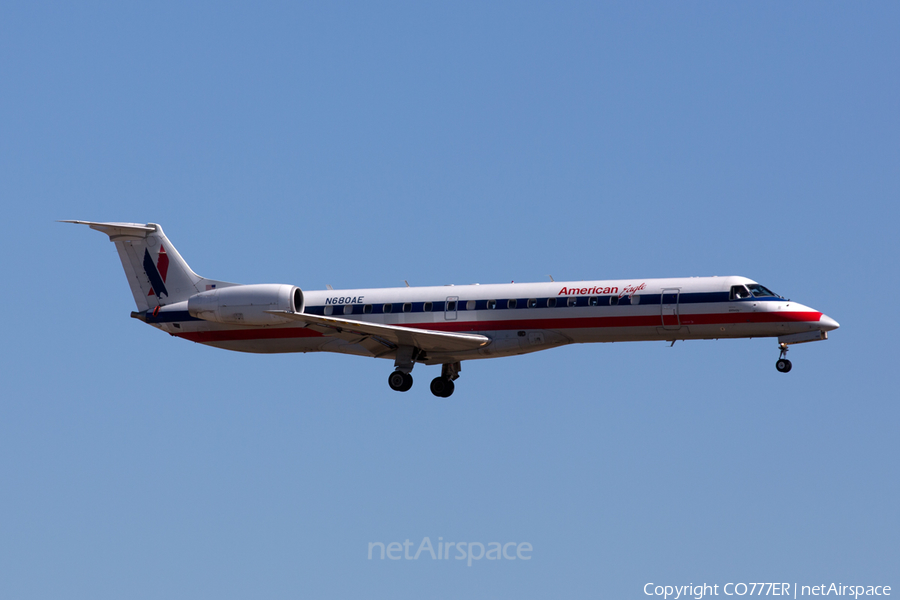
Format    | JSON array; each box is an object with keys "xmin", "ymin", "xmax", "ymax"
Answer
[{"xmin": 1, "ymin": 2, "xmax": 897, "ymax": 598}]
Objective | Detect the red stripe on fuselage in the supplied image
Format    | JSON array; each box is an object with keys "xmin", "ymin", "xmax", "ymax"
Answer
[
  {"xmin": 174, "ymin": 311, "xmax": 823, "ymax": 343},
  {"xmin": 399, "ymin": 311, "xmax": 823, "ymax": 333}
]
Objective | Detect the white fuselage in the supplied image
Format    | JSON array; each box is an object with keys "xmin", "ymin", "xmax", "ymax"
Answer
[{"xmin": 147, "ymin": 275, "xmax": 836, "ymax": 365}]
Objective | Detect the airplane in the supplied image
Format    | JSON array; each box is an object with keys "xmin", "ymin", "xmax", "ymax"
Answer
[{"xmin": 63, "ymin": 220, "xmax": 840, "ymax": 397}]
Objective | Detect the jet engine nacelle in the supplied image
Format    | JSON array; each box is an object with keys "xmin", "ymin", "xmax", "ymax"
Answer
[{"xmin": 187, "ymin": 284, "xmax": 304, "ymax": 326}]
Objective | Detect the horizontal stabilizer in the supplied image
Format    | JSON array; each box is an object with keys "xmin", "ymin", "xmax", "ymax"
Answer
[
  {"xmin": 267, "ymin": 311, "xmax": 491, "ymax": 353},
  {"xmin": 59, "ymin": 220, "xmax": 155, "ymax": 240}
]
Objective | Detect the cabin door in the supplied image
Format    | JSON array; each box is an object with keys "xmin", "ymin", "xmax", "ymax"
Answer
[
  {"xmin": 660, "ymin": 288, "xmax": 681, "ymax": 330},
  {"xmin": 444, "ymin": 296, "xmax": 458, "ymax": 320}
]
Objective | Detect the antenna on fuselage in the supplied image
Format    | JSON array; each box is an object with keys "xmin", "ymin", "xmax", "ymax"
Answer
[
  {"xmin": 404, "ymin": 280, "xmax": 410, "ymax": 287},
  {"xmin": 326, "ymin": 284, "xmax": 333, "ymax": 290},
  {"xmin": 548, "ymin": 275, "xmax": 555, "ymax": 282}
]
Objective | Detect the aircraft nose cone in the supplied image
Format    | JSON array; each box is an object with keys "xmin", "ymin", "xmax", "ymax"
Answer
[{"xmin": 820, "ymin": 314, "xmax": 840, "ymax": 331}]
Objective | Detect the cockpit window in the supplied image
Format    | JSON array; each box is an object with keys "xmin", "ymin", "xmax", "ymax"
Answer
[
  {"xmin": 747, "ymin": 283, "xmax": 781, "ymax": 298},
  {"xmin": 730, "ymin": 285, "xmax": 752, "ymax": 300}
]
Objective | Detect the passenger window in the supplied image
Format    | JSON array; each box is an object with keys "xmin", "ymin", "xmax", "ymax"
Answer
[
  {"xmin": 547, "ymin": 298, "xmax": 557, "ymax": 308},
  {"xmin": 344, "ymin": 305, "xmax": 354, "ymax": 315},
  {"xmin": 567, "ymin": 297, "xmax": 577, "ymax": 307},
  {"xmin": 508, "ymin": 299, "xmax": 517, "ymax": 309},
  {"xmin": 589, "ymin": 296, "xmax": 599, "ymax": 306},
  {"xmin": 424, "ymin": 302, "xmax": 433, "ymax": 312},
  {"xmin": 487, "ymin": 299, "xmax": 497, "ymax": 309},
  {"xmin": 632, "ymin": 295, "xmax": 641, "ymax": 305},
  {"xmin": 447, "ymin": 300, "xmax": 457, "ymax": 311},
  {"xmin": 403, "ymin": 303, "xmax": 412, "ymax": 313},
  {"xmin": 383, "ymin": 303, "xmax": 393, "ymax": 313},
  {"xmin": 363, "ymin": 304, "xmax": 373, "ymax": 314},
  {"xmin": 324, "ymin": 305, "xmax": 334, "ymax": 316},
  {"xmin": 466, "ymin": 300, "xmax": 476, "ymax": 310},
  {"xmin": 609, "ymin": 296, "xmax": 618, "ymax": 306},
  {"xmin": 527, "ymin": 298, "xmax": 537, "ymax": 308}
]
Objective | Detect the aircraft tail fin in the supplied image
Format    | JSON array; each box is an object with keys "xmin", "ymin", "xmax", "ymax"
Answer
[{"xmin": 61, "ymin": 221, "xmax": 233, "ymax": 312}]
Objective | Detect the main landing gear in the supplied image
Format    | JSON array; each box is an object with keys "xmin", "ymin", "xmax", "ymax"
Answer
[
  {"xmin": 388, "ymin": 370, "xmax": 413, "ymax": 391},
  {"xmin": 775, "ymin": 343, "xmax": 792, "ymax": 373},
  {"xmin": 388, "ymin": 345, "xmax": 416, "ymax": 392},
  {"xmin": 430, "ymin": 377, "xmax": 455, "ymax": 398},
  {"xmin": 429, "ymin": 362, "xmax": 461, "ymax": 398},
  {"xmin": 387, "ymin": 349, "xmax": 461, "ymax": 397}
]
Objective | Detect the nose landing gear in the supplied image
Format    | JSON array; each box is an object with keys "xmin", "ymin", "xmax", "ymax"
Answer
[{"xmin": 775, "ymin": 343, "xmax": 792, "ymax": 373}]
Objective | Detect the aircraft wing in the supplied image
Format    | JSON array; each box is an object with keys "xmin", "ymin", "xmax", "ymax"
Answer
[{"xmin": 267, "ymin": 311, "xmax": 490, "ymax": 353}]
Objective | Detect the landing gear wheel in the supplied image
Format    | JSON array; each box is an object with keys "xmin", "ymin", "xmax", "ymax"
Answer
[
  {"xmin": 389, "ymin": 370, "xmax": 413, "ymax": 392},
  {"xmin": 430, "ymin": 377, "xmax": 455, "ymax": 398},
  {"xmin": 775, "ymin": 342, "xmax": 792, "ymax": 373}
]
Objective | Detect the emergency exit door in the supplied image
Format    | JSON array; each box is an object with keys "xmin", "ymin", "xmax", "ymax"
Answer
[{"xmin": 660, "ymin": 288, "xmax": 680, "ymax": 330}]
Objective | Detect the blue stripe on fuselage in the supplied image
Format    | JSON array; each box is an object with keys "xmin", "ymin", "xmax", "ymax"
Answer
[{"xmin": 301, "ymin": 291, "xmax": 770, "ymax": 316}]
